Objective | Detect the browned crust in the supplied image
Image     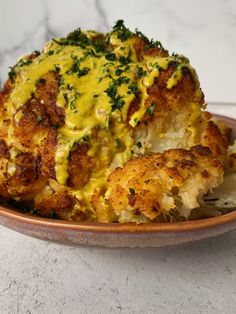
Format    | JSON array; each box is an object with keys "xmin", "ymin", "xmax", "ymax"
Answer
[
  {"xmin": 35, "ymin": 192, "xmax": 75, "ymax": 217},
  {"xmin": 36, "ymin": 72, "xmax": 65, "ymax": 127},
  {"xmin": 67, "ymin": 144, "xmax": 93, "ymax": 188},
  {"xmin": 7, "ymin": 153, "xmax": 40, "ymax": 197},
  {"xmin": 39, "ymin": 129, "xmax": 58, "ymax": 179},
  {"xmin": 133, "ymin": 36, "xmax": 169, "ymax": 61},
  {"xmin": 201, "ymin": 120, "xmax": 229, "ymax": 159},
  {"xmin": 0, "ymin": 79, "xmax": 12, "ymax": 117},
  {"xmin": 107, "ymin": 145, "xmax": 223, "ymax": 221},
  {"xmin": 14, "ymin": 98, "xmax": 51, "ymax": 146},
  {"xmin": 0, "ymin": 139, "xmax": 10, "ymax": 159}
]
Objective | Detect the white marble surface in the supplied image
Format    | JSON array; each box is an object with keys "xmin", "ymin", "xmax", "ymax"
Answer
[{"xmin": 0, "ymin": 0, "xmax": 236, "ymax": 313}]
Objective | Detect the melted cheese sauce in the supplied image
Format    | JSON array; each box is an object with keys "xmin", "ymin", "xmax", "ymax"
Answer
[{"xmin": 2, "ymin": 29, "xmax": 200, "ymax": 218}]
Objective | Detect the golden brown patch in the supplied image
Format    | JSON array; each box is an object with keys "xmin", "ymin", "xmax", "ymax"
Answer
[
  {"xmin": 36, "ymin": 72, "xmax": 65, "ymax": 127},
  {"xmin": 202, "ymin": 120, "xmax": 228, "ymax": 158},
  {"xmin": 133, "ymin": 36, "xmax": 168, "ymax": 61},
  {"xmin": 7, "ymin": 153, "xmax": 40, "ymax": 197},
  {"xmin": 14, "ymin": 98, "xmax": 51, "ymax": 146},
  {"xmin": 0, "ymin": 79, "xmax": 12, "ymax": 116},
  {"xmin": 35, "ymin": 192, "xmax": 74, "ymax": 217},
  {"xmin": 39, "ymin": 129, "xmax": 58, "ymax": 179},
  {"xmin": 67, "ymin": 144, "xmax": 93, "ymax": 188},
  {"xmin": 107, "ymin": 145, "xmax": 223, "ymax": 221},
  {"xmin": 0, "ymin": 139, "xmax": 10, "ymax": 159}
]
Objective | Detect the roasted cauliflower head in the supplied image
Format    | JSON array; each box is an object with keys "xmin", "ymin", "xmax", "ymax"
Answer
[{"xmin": 0, "ymin": 21, "xmax": 229, "ymax": 222}]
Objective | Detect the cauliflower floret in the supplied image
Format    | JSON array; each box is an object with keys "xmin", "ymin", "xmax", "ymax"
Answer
[{"xmin": 106, "ymin": 145, "xmax": 224, "ymax": 223}]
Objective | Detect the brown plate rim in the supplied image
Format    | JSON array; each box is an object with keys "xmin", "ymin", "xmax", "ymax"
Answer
[{"xmin": 1, "ymin": 205, "xmax": 236, "ymax": 234}]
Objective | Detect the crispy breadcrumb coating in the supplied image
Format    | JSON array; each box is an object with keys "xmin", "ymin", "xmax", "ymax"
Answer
[{"xmin": 106, "ymin": 146, "xmax": 224, "ymax": 223}]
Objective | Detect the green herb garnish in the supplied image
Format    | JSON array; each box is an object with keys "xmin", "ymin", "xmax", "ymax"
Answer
[
  {"xmin": 67, "ymin": 28, "xmax": 89, "ymax": 47},
  {"xmin": 145, "ymin": 39, "xmax": 163, "ymax": 50},
  {"xmin": 146, "ymin": 101, "xmax": 156, "ymax": 115},
  {"xmin": 105, "ymin": 82, "xmax": 117, "ymax": 99},
  {"xmin": 37, "ymin": 78, "xmax": 46, "ymax": 85},
  {"xmin": 136, "ymin": 141, "xmax": 142, "ymax": 149},
  {"xmin": 69, "ymin": 91, "xmax": 80, "ymax": 112},
  {"xmin": 8, "ymin": 67, "xmax": 16, "ymax": 82},
  {"xmin": 115, "ymin": 138, "xmax": 121, "ymax": 149},
  {"xmin": 105, "ymin": 77, "xmax": 128, "ymax": 112},
  {"xmin": 136, "ymin": 66, "xmax": 147, "ymax": 78},
  {"xmin": 77, "ymin": 67, "xmax": 90, "ymax": 77},
  {"xmin": 128, "ymin": 82, "xmax": 138, "ymax": 94},
  {"xmin": 36, "ymin": 115, "xmax": 43, "ymax": 125},
  {"xmin": 116, "ymin": 76, "xmax": 130, "ymax": 85},
  {"xmin": 119, "ymin": 55, "xmax": 131, "ymax": 66},
  {"xmin": 105, "ymin": 53, "xmax": 116, "ymax": 61},
  {"xmin": 17, "ymin": 59, "xmax": 32, "ymax": 67},
  {"xmin": 82, "ymin": 135, "xmax": 89, "ymax": 142},
  {"xmin": 112, "ymin": 20, "xmax": 133, "ymax": 41},
  {"xmin": 152, "ymin": 63, "xmax": 163, "ymax": 71},
  {"xmin": 93, "ymin": 40, "xmax": 106, "ymax": 54},
  {"xmin": 111, "ymin": 95, "xmax": 125, "ymax": 112},
  {"xmin": 115, "ymin": 68, "xmax": 123, "ymax": 76}
]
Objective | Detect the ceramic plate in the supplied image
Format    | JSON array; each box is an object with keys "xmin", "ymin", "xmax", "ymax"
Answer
[{"xmin": 0, "ymin": 114, "xmax": 236, "ymax": 248}]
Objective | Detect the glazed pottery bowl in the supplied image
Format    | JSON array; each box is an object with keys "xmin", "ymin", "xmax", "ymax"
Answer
[{"xmin": 0, "ymin": 114, "xmax": 236, "ymax": 248}]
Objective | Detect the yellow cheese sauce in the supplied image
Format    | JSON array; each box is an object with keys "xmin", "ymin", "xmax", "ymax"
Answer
[{"xmin": 3, "ymin": 23, "xmax": 200, "ymax": 218}]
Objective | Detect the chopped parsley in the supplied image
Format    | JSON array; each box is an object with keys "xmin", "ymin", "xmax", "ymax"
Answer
[
  {"xmin": 112, "ymin": 20, "xmax": 133, "ymax": 41},
  {"xmin": 54, "ymin": 64, "xmax": 61, "ymax": 73},
  {"xmin": 85, "ymin": 49, "xmax": 96, "ymax": 57},
  {"xmin": 145, "ymin": 39, "xmax": 163, "ymax": 50},
  {"xmin": 53, "ymin": 28, "xmax": 108, "ymax": 56},
  {"xmin": 115, "ymin": 138, "xmax": 121, "ymax": 149},
  {"xmin": 116, "ymin": 76, "xmax": 130, "ymax": 85},
  {"xmin": 115, "ymin": 68, "xmax": 123, "ymax": 76},
  {"xmin": 68, "ymin": 55, "xmax": 81, "ymax": 73},
  {"xmin": 17, "ymin": 59, "xmax": 32, "ymax": 67},
  {"xmin": 8, "ymin": 67, "xmax": 16, "ymax": 82},
  {"xmin": 105, "ymin": 76, "xmax": 130, "ymax": 112},
  {"xmin": 146, "ymin": 101, "xmax": 156, "ymax": 115},
  {"xmin": 136, "ymin": 141, "xmax": 142, "ymax": 149},
  {"xmin": 105, "ymin": 82, "xmax": 117, "ymax": 99},
  {"xmin": 93, "ymin": 40, "xmax": 106, "ymax": 54},
  {"xmin": 82, "ymin": 135, "xmax": 89, "ymax": 142},
  {"xmin": 67, "ymin": 55, "xmax": 90, "ymax": 77},
  {"xmin": 111, "ymin": 95, "xmax": 125, "ymax": 112},
  {"xmin": 78, "ymin": 67, "xmax": 90, "ymax": 77},
  {"xmin": 37, "ymin": 78, "xmax": 46, "ymax": 85},
  {"xmin": 36, "ymin": 115, "xmax": 43, "ymax": 125},
  {"xmin": 135, "ymin": 29, "xmax": 148, "ymax": 40},
  {"xmin": 128, "ymin": 82, "xmax": 138, "ymax": 94},
  {"xmin": 136, "ymin": 66, "xmax": 147, "ymax": 78},
  {"xmin": 69, "ymin": 90, "xmax": 80, "ymax": 112},
  {"xmin": 105, "ymin": 52, "xmax": 116, "ymax": 61},
  {"xmin": 152, "ymin": 63, "xmax": 163, "ymax": 71},
  {"xmin": 119, "ymin": 55, "xmax": 131, "ymax": 66},
  {"xmin": 55, "ymin": 28, "xmax": 90, "ymax": 48}
]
